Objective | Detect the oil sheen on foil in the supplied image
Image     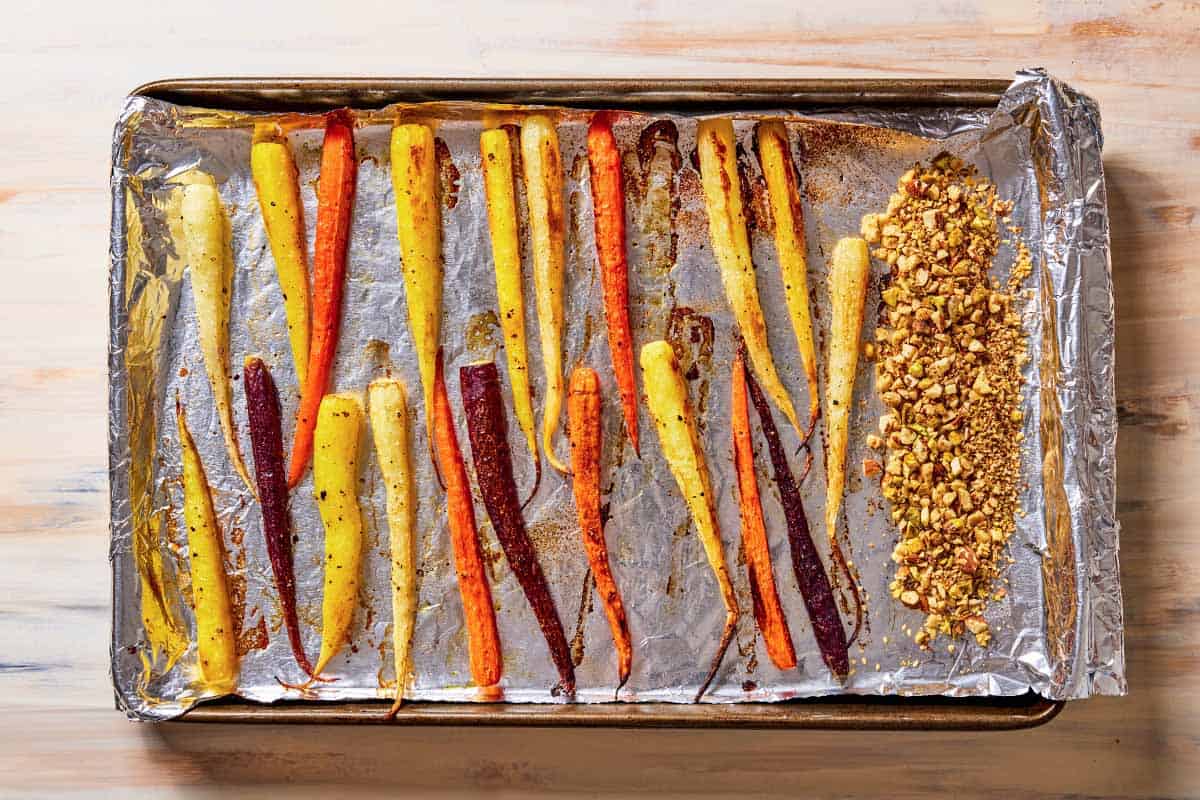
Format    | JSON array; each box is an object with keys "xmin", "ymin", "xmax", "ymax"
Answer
[{"xmin": 108, "ymin": 69, "xmax": 1123, "ymax": 720}]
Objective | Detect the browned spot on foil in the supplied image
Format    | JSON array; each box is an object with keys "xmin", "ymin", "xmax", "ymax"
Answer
[
  {"xmin": 571, "ymin": 152, "xmax": 588, "ymax": 183},
  {"xmin": 363, "ymin": 338, "xmax": 392, "ymax": 373},
  {"xmin": 465, "ymin": 310, "xmax": 501, "ymax": 357},
  {"xmin": 434, "ymin": 138, "xmax": 461, "ymax": 209},
  {"xmin": 570, "ymin": 569, "xmax": 595, "ymax": 667},
  {"xmin": 666, "ymin": 306, "xmax": 715, "ymax": 419},
  {"xmin": 237, "ymin": 615, "xmax": 269, "ymax": 656}
]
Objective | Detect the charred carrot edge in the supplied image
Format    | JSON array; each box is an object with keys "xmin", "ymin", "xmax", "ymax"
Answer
[
  {"xmin": 586, "ymin": 112, "xmax": 640, "ymax": 457},
  {"xmin": 432, "ymin": 350, "xmax": 503, "ymax": 692},
  {"xmin": 480, "ymin": 127, "xmax": 541, "ymax": 506},
  {"xmin": 640, "ymin": 340, "xmax": 738, "ymax": 701},
  {"xmin": 391, "ymin": 123, "xmax": 445, "ymax": 485},
  {"xmin": 731, "ymin": 348, "xmax": 797, "ymax": 671},
  {"xmin": 176, "ymin": 398, "xmax": 239, "ymax": 695},
  {"xmin": 243, "ymin": 357, "xmax": 318, "ymax": 680},
  {"xmin": 287, "ymin": 110, "xmax": 356, "ymax": 489},
  {"xmin": 178, "ymin": 174, "xmax": 256, "ymax": 496},
  {"xmin": 742, "ymin": 351, "xmax": 851, "ymax": 679},
  {"xmin": 755, "ymin": 121, "xmax": 820, "ymax": 439},
  {"xmin": 461, "ymin": 361, "xmax": 576, "ymax": 695},
  {"xmin": 520, "ymin": 116, "xmax": 570, "ymax": 475},
  {"xmin": 250, "ymin": 128, "xmax": 312, "ymax": 387},
  {"xmin": 696, "ymin": 118, "xmax": 800, "ymax": 432},
  {"xmin": 567, "ymin": 367, "xmax": 633, "ymax": 691}
]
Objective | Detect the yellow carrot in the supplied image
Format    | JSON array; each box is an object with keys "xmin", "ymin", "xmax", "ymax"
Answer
[
  {"xmin": 251, "ymin": 128, "xmax": 311, "ymax": 385},
  {"xmin": 179, "ymin": 174, "xmax": 255, "ymax": 494},
  {"xmin": 176, "ymin": 400, "xmax": 238, "ymax": 695},
  {"xmin": 311, "ymin": 392, "xmax": 366, "ymax": 678},
  {"xmin": 824, "ymin": 237, "xmax": 871, "ymax": 544},
  {"xmin": 641, "ymin": 340, "xmax": 738, "ymax": 701},
  {"xmin": 481, "ymin": 127, "xmax": 540, "ymax": 498},
  {"xmin": 756, "ymin": 121, "xmax": 820, "ymax": 437},
  {"xmin": 520, "ymin": 116, "xmax": 569, "ymax": 474},
  {"xmin": 391, "ymin": 124, "xmax": 443, "ymax": 470},
  {"xmin": 696, "ymin": 119, "xmax": 800, "ymax": 431},
  {"xmin": 367, "ymin": 378, "xmax": 417, "ymax": 716}
]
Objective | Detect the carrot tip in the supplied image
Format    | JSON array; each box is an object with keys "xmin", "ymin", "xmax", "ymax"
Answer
[{"xmin": 385, "ymin": 697, "xmax": 403, "ymax": 720}]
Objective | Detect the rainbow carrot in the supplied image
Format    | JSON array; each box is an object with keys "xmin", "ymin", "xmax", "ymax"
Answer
[
  {"xmin": 586, "ymin": 112, "xmax": 640, "ymax": 455},
  {"xmin": 731, "ymin": 348, "xmax": 797, "ymax": 670},
  {"xmin": 461, "ymin": 361, "xmax": 575, "ymax": 695},
  {"xmin": 287, "ymin": 111, "xmax": 356, "ymax": 489},
  {"xmin": 567, "ymin": 366, "xmax": 633, "ymax": 690},
  {"xmin": 244, "ymin": 357, "xmax": 315, "ymax": 678},
  {"xmin": 432, "ymin": 351, "xmax": 503, "ymax": 693}
]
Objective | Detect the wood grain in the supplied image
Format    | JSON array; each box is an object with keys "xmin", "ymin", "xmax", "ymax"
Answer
[{"xmin": 1, "ymin": 0, "xmax": 1197, "ymax": 796}]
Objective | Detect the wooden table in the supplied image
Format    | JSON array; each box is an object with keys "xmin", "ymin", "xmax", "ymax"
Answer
[{"xmin": 2, "ymin": 1, "xmax": 1195, "ymax": 796}]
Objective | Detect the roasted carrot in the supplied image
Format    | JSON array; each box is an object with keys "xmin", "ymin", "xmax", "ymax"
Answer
[
  {"xmin": 391, "ymin": 123, "xmax": 444, "ymax": 476},
  {"xmin": 176, "ymin": 399, "xmax": 239, "ymax": 694},
  {"xmin": 287, "ymin": 111, "xmax": 356, "ymax": 489},
  {"xmin": 743, "ymin": 353, "xmax": 851, "ymax": 679},
  {"xmin": 641, "ymin": 340, "xmax": 738, "ymax": 701},
  {"xmin": 250, "ymin": 127, "xmax": 311, "ymax": 385},
  {"xmin": 567, "ymin": 367, "xmax": 633, "ymax": 691},
  {"xmin": 824, "ymin": 237, "xmax": 870, "ymax": 643},
  {"xmin": 367, "ymin": 378, "xmax": 417, "ymax": 716},
  {"xmin": 310, "ymin": 392, "xmax": 366, "ymax": 679},
  {"xmin": 243, "ymin": 357, "xmax": 315, "ymax": 679},
  {"xmin": 520, "ymin": 116, "xmax": 570, "ymax": 474},
  {"xmin": 461, "ymin": 362, "xmax": 575, "ymax": 695},
  {"xmin": 432, "ymin": 351, "xmax": 503, "ymax": 692},
  {"xmin": 586, "ymin": 112, "xmax": 640, "ymax": 456},
  {"xmin": 179, "ymin": 173, "xmax": 255, "ymax": 495},
  {"xmin": 696, "ymin": 119, "xmax": 800, "ymax": 432},
  {"xmin": 480, "ymin": 127, "xmax": 540, "ymax": 501},
  {"xmin": 756, "ymin": 121, "xmax": 820, "ymax": 438},
  {"xmin": 731, "ymin": 348, "xmax": 797, "ymax": 671}
]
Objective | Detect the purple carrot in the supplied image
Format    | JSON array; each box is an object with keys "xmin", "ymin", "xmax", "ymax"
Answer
[
  {"xmin": 244, "ymin": 356, "xmax": 317, "ymax": 679},
  {"xmin": 741, "ymin": 353, "xmax": 850, "ymax": 680},
  {"xmin": 460, "ymin": 361, "xmax": 576, "ymax": 695}
]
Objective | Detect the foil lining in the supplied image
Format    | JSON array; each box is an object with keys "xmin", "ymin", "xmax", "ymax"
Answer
[{"xmin": 109, "ymin": 69, "xmax": 1124, "ymax": 721}]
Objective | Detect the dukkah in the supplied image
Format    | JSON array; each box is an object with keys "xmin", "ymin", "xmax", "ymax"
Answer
[{"xmin": 862, "ymin": 153, "xmax": 1030, "ymax": 649}]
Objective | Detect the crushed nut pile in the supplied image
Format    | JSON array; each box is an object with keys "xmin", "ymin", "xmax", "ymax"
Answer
[{"xmin": 860, "ymin": 154, "xmax": 1031, "ymax": 649}]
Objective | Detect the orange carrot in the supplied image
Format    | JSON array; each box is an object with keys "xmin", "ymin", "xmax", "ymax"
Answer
[
  {"xmin": 731, "ymin": 347, "xmax": 797, "ymax": 671},
  {"xmin": 586, "ymin": 113, "xmax": 639, "ymax": 456},
  {"xmin": 432, "ymin": 349, "xmax": 503, "ymax": 692},
  {"xmin": 567, "ymin": 367, "xmax": 633, "ymax": 691},
  {"xmin": 287, "ymin": 110, "xmax": 356, "ymax": 489}
]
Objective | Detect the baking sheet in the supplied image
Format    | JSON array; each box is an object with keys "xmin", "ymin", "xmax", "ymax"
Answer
[{"xmin": 109, "ymin": 69, "xmax": 1124, "ymax": 721}]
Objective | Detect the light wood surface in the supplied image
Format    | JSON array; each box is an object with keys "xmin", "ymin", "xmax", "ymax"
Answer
[{"xmin": 1, "ymin": 0, "xmax": 1196, "ymax": 796}]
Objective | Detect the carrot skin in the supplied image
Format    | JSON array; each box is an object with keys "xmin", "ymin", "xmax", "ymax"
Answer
[
  {"xmin": 742, "ymin": 354, "xmax": 849, "ymax": 679},
  {"xmin": 432, "ymin": 352, "xmax": 503, "ymax": 691},
  {"xmin": 586, "ymin": 114, "xmax": 640, "ymax": 456},
  {"xmin": 567, "ymin": 367, "xmax": 633, "ymax": 689},
  {"xmin": 243, "ymin": 357, "xmax": 315, "ymax": 678},
  {"xmin": 461, "ymin": 361, "xmax": 576, "ymax": 695},
  {"xmin": 731, "ymin": 350, "xmax": 797, "ymax": 671},
  {"xmin": 288, "ymin": 111, "xmax": 356, "ymax": 489}
]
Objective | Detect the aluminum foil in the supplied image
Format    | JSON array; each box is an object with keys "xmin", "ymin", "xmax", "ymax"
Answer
[{"xmin": 109, "ymin": 69, "xmax": 1124, "ymax": 721}]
